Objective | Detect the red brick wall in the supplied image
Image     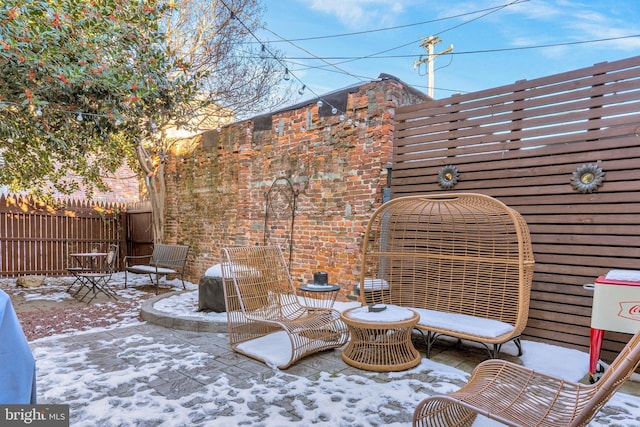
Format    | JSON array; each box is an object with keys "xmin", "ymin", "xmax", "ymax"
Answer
[
  {"xmin": 164, "ymin": 77, "xmax": 427, "ymax": 298},
  {"xmin": 46, "ymin": 164, "xmax": 142, "ymax": 204}
]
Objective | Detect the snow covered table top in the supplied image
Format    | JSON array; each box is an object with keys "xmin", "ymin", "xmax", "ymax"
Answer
[{"xmin": 343, "ymin": 304, "xmax": 417, "ymax": 323}]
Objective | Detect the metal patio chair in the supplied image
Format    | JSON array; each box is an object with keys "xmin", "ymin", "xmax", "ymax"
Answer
[
  {"xmin": 65, "ymin": 242, "xmax": 104, "ymax": 294},
  {"xmin": 77, "ymin": 244, "xmax": 119, "ymax": 303}
]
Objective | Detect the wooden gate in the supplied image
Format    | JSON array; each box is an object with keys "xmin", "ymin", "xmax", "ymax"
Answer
[
  {"xmin": 125, "ymin": 201, "xmax": 153, "ymax": 260},
  {"xmin": 392, "ymin": 55, "xmax": 640, "ymax": 362}
]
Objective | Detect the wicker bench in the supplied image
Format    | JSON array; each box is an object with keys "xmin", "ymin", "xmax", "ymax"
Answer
[
  {"xmin": 359, "ymin": 193, "xmax": 535, "ymax": 358},
  {"xmin": 124, "ymin": 244, "xmax": 189, "ymax": 293}
]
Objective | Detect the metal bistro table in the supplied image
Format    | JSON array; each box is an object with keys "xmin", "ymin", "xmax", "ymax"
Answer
[
  {"xmin": 69, "ymin": 251, "xmax": 116, "ymax": 302},
  {"xmin": 341, "ymin": 304, "xmax": 420, "ymax": 372},
  {"xmin": 298, "ymin": 283, "xmax": 341, "ymax": 309},
  {"xmin": 70, "ymin": 251, "xmax": 108, "ymax": 272}
]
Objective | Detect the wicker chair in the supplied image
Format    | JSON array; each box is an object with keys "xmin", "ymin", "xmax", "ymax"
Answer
[
  {"xmin": 360, "ymin": 193, "xmax": 534, "ymax": 358},
  {"xmin": 220, "ymin": 245, "xmax": 349, "ymax": 369},
  {"xmin": 413, "ymin": 329, "xmax": 640, "ymax": 427}
]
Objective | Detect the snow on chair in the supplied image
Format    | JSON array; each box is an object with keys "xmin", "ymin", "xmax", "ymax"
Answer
[
  {"xmin": 220, "ymin": 245, "xmax": 348, "ymax": 369},
  {"xmin": 124, "ymin": 244, "xmax": 189, "ymax": 293},
  {"xmin": 413, "ymin": 329, "xmax": 640, "ymax": 427}
]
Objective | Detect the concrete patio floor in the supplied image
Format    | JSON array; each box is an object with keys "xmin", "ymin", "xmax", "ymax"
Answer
[{"xmin": 6, "ymin": 278, "xmax": 640, "ymax": 426}]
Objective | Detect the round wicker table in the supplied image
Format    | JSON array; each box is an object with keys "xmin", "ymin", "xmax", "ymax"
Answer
[{"xmin": 341, "ymin": 305, "xmax": 420, "ymax": 371}]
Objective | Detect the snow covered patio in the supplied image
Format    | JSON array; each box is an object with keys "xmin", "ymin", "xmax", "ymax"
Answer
[{"xmin": 4, "ymin": 275, "xmax": 640, "ymax": 426}]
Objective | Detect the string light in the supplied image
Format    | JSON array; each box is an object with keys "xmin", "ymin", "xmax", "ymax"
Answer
[
  {"xmin": 218, "ymin": 0, "xmax": 347, "ymax": 119},
  {"xmin": 3, "ymin": 0, "xmax": 355, "ymax": 138},
  {"xmin": 0, "ymin": 99, "xmax": 139, "ymax": 129}
]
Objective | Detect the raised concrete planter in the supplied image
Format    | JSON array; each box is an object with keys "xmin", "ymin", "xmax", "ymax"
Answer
[{"xmin": 140, "ymin": 291, "xmax": 227, "ymax": 333}]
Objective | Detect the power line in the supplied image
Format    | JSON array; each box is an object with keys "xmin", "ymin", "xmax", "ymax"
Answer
[
  {"xmin": 218, "ymin": 0, "xmax": 349, "ymax": 117},
  {"xmin": 262, "ymin": 0, "xmax": 526, "ymax": 74},
  {"xmin": 260, "ymin": 33, "xmax": 640, "ymax": 62},
  {"xmin": 262, "ymin": 0, "xmax": 530, "ymax": 43},
  {"xmin": 265, "ymin": 27, "xmax": 366, "ymax": 84}
]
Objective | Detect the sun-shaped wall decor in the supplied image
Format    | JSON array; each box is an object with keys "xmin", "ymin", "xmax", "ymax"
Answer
[
  {"xmin": 571, "ymin": 163, "xmax": 605, "ymax": 193},
  {"xmin": 438, "ymin": 165, "xmax": 460, "ymax": 189}
]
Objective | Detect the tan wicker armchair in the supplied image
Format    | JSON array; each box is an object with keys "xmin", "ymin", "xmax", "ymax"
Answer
[
  {"xmin": 220, "ymin": 245, "xmax": 349, "ymax": 369},
  {"xmin": 413, "ymin": 329, "xmax": 640, "ymax": 427},
  {"xmin": 360, "ymin": 193, "xmax": 534, "ymax": 358}
]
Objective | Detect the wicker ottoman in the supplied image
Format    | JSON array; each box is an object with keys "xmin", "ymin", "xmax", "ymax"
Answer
[{"xmin": 341, "ymin": 305, "xmax": 420, "ymax": 371}]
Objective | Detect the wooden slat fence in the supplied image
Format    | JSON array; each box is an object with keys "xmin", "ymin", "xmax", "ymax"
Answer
[
  {"xmin": 0, "ymin": 194, "xmax": 123, "ymax": 277},
  {"xmin": 393, "ymin": 55, "xmax": 640, "ymax": 362}
]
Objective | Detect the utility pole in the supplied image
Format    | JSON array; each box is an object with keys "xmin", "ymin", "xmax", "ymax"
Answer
[{"xmin": 414, "ymin": 36, "xmax": 453, "ymax": 98}]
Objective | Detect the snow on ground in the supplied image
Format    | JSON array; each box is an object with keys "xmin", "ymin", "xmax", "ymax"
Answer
[{"xmin": 6, "ymin": 275, "xmax": 640, "ymax": 426}]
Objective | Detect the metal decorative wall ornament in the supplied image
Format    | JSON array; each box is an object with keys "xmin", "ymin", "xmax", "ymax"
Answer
[
  {"xmin": 438, "ymin": 165, "xmax": 460, "ymax": 189},
  {"xmin": 264, "ymin": 177, "xmax": 298, "ymax": 268},
  {"xmin": 571, "ymin": 163, "xmax": 605, "ymax": 193}
]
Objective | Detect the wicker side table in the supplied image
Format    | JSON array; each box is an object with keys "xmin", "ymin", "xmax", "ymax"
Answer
[{"xmin": 341, "ymin": 305, "xmax": 420, "ymax": 372}]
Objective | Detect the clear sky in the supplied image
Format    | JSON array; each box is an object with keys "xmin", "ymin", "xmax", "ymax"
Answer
[{"xmin": 256, "ymin": 0, "xmax": 640, "ymax": 106}]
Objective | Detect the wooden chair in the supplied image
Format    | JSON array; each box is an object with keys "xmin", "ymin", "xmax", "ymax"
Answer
[
  {"xmin": 220, "ymin": 245, "xmax": 349, "ymax": 369},
  {"xmin": 413, "ymin": 329, "xmax": 640, "ymax": 427}
]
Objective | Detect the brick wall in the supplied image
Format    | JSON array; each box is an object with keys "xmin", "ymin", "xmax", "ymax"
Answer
[
  {"xmin": 46, "ymin": 164, "xmax": 142, "ymax": 204},
  {"xmin": 164, "ymin": 76, "xmax": 428, "ymax": 298}
]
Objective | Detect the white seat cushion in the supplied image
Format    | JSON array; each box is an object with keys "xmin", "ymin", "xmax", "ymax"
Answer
[
  {"xmin": 362, "ymin": 278, "xmax": 389, "ymax": 290},
  {"xmin": 412, "ymin": 308, "xmax": 514, "ymax": 339},
  {"xmin": 127, "ymin": 265, "xmax": 177, "ymax": 275}
]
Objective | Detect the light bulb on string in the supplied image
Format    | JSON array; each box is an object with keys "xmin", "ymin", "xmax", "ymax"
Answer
[
  {"xmin": 36, "ymin": 106, "xmax": 43, "ymax": 116},
  {"xmin": 331, "ymin": 107, "xmax": 337, "ymax": 115},
  {"xmin": 76, "ymin": 112, "xmax": 83, "ymax": 121},
  {"xmin": 283, "ymin": 69, "xmax": 290, "ymax": 81},
  {"xmin": 298, "ymin": 85, "xmax": 306, "ymax": 96},
  {"xmin": 260, "ymin": 44, "xmax": 267, "ymax": 59},
  {"xmin": 317, "ymin": 100, "xmax": 323, "ymax": 108},
  {"xmin": 339, "ymin": 114, "xmax": 345, "ymax": 121}
]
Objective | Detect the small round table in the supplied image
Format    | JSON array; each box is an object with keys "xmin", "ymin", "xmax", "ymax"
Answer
[
  {"xmin": 341, "ymin": 305, "xmax": 420, "ymax": 372},
  {"xmin": 298, "ymin": 284, "xmax": 340, "ymax": 309}
]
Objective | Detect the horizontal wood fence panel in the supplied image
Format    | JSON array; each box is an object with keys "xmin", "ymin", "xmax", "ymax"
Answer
[
  {"xmin": 392, "ymin": 56, "xmax": 640, "ymax": 361},
  {"xmin": 396, "ymin": 56, "xmax": 640, "ymax": 118},
  {"xmin": 394, "ymin": 134, "xmax": 639, "ymax": 177},
  {"xmin": 0, "ymin": 194, "xmax": 123, "ymax": 277}
]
